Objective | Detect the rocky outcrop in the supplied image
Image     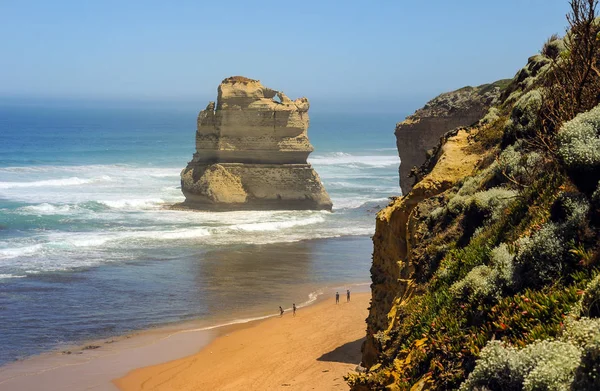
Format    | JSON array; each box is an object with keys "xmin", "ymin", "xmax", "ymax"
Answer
[
  {"xmin": 396, "ymin": 80, "xmax": 509, "ymax": 194},
  {"xmin": 180, "ymin": 76, "xmax": 332, "ymax": 210}
]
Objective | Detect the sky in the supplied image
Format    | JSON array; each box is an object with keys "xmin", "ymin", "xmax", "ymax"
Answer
[{"xmin": 0, "ymin": 0, "xmax": 572, "ymax": 112}]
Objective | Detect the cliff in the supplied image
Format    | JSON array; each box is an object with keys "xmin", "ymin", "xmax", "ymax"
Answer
[
  {"xmin": 349, "ymin": 9, "xmax": 600, "ymax": 390},
  {"xmin": 396, "ymin": 80, "xmax": 509, "ymax": 195},
  {"xmin": 179, "ymin": 76, "xmax": 332, "ymax": 210}
]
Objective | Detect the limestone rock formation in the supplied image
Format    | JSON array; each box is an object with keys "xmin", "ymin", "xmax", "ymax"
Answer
[
  {"xmin": 396, "ymin": 80, "xmax": 509, "ymax": 194},
  {"xmin": 180, "ymin": 76, "xmax": 332, "ymax": 210}
]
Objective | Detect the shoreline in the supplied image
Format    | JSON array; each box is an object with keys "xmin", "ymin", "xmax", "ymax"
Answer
[
  {"xmin": 0, "ymin": 282, "xmax": 370, "ymax": 391},
  {"xmin": 115, "ymin": 292, "xmax": 371, "ymax": 391}
]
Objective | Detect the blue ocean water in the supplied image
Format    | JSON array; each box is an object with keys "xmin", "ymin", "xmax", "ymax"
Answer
[{"xmin": 0, "ymin": 104, "xmax": 404, "ymax": 365}]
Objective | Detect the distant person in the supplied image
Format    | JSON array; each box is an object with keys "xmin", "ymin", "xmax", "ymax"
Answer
[
  {"xmin": 335, "ymin": 291, "xmax": 340, "ymax": 304},
  {"xmin": 279, "ymin": 306, "xmax": 284, "ymax": 317},
  {"xmin": 293, "ymin": 303, "xmax": 297, "ymax": 317},
  {"xmin": 347, "ymin": 289, "xmax": 351, "ymax": 302}
]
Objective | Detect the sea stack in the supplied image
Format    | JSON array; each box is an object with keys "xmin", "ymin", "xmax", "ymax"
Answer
[{"xmin": 180, "ymin": 76, "xmax": 332, "ymax": 210}]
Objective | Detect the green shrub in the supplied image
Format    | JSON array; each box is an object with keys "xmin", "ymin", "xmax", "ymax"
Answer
[
  {"xmin": 572, "ymin": 342, "xmax": 600, "ymax": 391},
  {"xmin": 490, "ymin": 243, "xmax": 515, "ymax": 287},
  {"xmin": 460, "ymin": 340, "xmax": 581, "ymax": 391},
  {"xmin": 514, "ymin": 223, "xmax": 566, "ymax": 288},
  {"xmin": 565, "ymin": 317, "xmax": 600, "ymax": 391},
  {"xmin": 593, "ymin": 182, "xmax": 600, "ymax": 205},
  {"xmin": 451, "ymin": 243, "xmax": 516, "ymax": 303},
  {"xmin": 447, "ymin": 188, "xmax": 517, "ymax": 219},
  {"xmin": 504, "ymin": 89, "xmax": 544, "ymax": 143},
  {"xmin": 562, "ymin": 317, "xmax": 600, "ymax": 348},
  {"xmin": 541, "ymin": 35, "xmax": 565, "ymax": 60},
  {"xmin": 496, "ymin": 143, "xmax": 543, "ymax": 186},
  {"xmin": 557, "ymin": 104, "xmax": 600, "ymax": 191},
  {"xmin": 580, "ymin": 274, "xmax": 600, "ymax": 318},
  {"xmin": 450, "ymin": 265, "xmax": 501, "ymax": 302},
  {"xmin": 480, "ymin": 107, "xmax": 501, "ymax": 125}
]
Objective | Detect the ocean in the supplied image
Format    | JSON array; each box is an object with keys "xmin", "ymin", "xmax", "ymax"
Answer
[{"xmin": 0, "ymin": 104, "xmax": 404, "ymax": 366}]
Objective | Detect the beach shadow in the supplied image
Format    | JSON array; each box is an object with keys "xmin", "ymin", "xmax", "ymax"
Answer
[{"xmin": 317, "ymin": 337, "xmax": 365, "ymax": 364}]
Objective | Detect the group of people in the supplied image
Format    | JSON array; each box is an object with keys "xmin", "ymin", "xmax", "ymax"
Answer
[
  {"xmin": 278, "ymin": 289, "xmax": 351, "ymax": 317},
  {"xmin": 335, "ymin": 289, "xmax": 350, "ymax": 304},
  {"xmin": 279, "ymin": 304, "xmax": 297, "ymax": 317}
]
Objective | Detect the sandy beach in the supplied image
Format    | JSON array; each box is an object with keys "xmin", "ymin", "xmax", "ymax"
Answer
[{"xmin": 115, "ymin": 292, "xmax": 370, "ymax": 391}]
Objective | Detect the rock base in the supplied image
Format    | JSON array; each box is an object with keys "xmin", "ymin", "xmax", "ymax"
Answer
[{"xmin": 180, "ymin": 163, "xmax": 332, "ymax": 211}]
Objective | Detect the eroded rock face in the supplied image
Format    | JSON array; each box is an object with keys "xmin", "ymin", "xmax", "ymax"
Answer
[
  {"xmin": 396, "ymin": 81, "xmax": 508, "ymax": 194},
  {"xmin": 363, "ymin": 127, "xmax": 482, "ymax": 368},
  {"xmin": 180, "ymin": 76, "xmax": 332, "ymax": 210}
]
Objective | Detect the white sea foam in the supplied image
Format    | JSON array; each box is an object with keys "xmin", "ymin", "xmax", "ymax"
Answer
[
  {"xmin": 97, "ymin": 198, "xmax": 165, "ymax": 210},
  {"xmin": 231, "ymin": 215, "xmax": 325, "ymax": 232},
  {"xmin": 0, "ymin": 176, "xmax": 110, "ymax": 189},
  {"xmin": 332, "ymin": 197, "xmax": 390, "ymax": 210},
  {"xmin": 18, "ymin": 203, "xmax": 76, "ymax": 214},
  {"xmin": 309, "ymin": 152, "xmax": 399, "ymax": 168},
  {"xmin": 0, "ymin": 244, "xmax": 44, "ymax": 260},
  {"xmin": 0, "ymin": 274, "xmax": 26, "ymax": 279}
]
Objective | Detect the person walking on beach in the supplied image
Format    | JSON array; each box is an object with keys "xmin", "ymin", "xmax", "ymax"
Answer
[
  {"xmin": 279, "ymin": 306, "xmax": 284, "ymax": 317},
  {"xmin": 293, "ymin": 303, "xmax": 296, "ymax": 317},
  {"xmin": 335, "ymin": 291, "xmax": 340, "ymax": 304},
  {"xmin": 347, "ymin": 289, "xmax": 351, "ymax": 302}
]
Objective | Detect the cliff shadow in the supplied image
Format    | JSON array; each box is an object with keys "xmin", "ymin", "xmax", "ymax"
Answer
[{"xmin": 316, "ymin": 337, "xmax": 365, "ymax": 364}]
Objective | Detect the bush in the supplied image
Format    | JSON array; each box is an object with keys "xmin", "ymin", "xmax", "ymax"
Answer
[
  {"xmin": 480, "ymin": 107, "xmax": 501, "ymax": 125},
  {"xmin": 593, "ymin": 182, "xmax": 600, "ymax": 205},
  {"xmin": 541, "ymin": 35, "xmax": 565, "ymax": 60},
  {"xmin": 496, "ymin": 143, "xmax": 543, "ymax": 186},
  {"xmin": 572, "ymin": 342, "xmax": 600, "ymax": 390},
  {"xmin": 514, "ymin": 223, "xmax": 566, "ymax": 288},
  {"xmin": 562, "ymin": 317, "xmax": 600, "ymax": 348},
  {"xmin": 580, "ymin": 274, "xmax": 600, "ymax": 318},
  {"xmin": 450, "ymin": 243, "xmax": 517, "ymax": 303},
  {"xmin": 557, "ymin": 104, "xmax": 600, "ymax": 171},
  {"xmin": 489, "ymin": 243, "xmax": 515, "ymax": 287},
  {"xmin": 565, "ymin": 317, "xmax": 600, "ymax": 391},
  {"xmin": 504, "ymin": 89, "xmax": 544, "ymax": 143},
  {"xmin": 450, "ymin": 265, "xmax": 501, "ymax": 302},
  {"xmin": 557, "ymin": 104, "xmax": 600, "ymax": 191},
  {"xmin": 448, "ymin": 188, "xmax": 517, "ymax": 218},
  {"xmin": 460, "ymin": 340, "xmax": 581, "ymax": 391}
]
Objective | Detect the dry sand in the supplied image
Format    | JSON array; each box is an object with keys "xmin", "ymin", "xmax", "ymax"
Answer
[{"xmin": 114, "ymin": 292, "xmax": 370, "ymax": 391}]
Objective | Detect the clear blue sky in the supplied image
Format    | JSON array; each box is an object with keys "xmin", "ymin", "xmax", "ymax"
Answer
[{"xmin": 0, "ymin": 0, "xmax": 571, "ymax": 112}]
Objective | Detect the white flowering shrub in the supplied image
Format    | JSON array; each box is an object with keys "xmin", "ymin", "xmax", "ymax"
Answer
[
  {"xmin": 489, "ymin": 243, "xmax": 515, "ymax": 287},
  {"xmin": 470, "ymin": 188, "xmax": 518, "ymax": 221},
  {"xmin": 515, "ymin": 223, "xmax": 565, "ymax": 287},
  {"xmin": 572, "ymin": 342, "xmax": 600, "ymax": 390},
  {"xmin": 460, "ymin": 340, "xmax": 582, "ymax": 391},
  {"xmin": 562, "ymin": 317, "xmax": 600, "ymax": 348},
  {"xmin": 504, "ymin": 89, "xmax": 543, "ymax": 141},
  {"xmin": 480, "ymin": 107, "xmax": 501, "ymax": 126},
  {"xmin": 496, "ymin": 142, "xmax": 543, "ymax": 186},
  {"xmin": 450, "ymin": 265, "xmax": 501, "ymax": 302},
  {"xmin": 451, "ymin": 244, "xmax": 516, "ymax": 303},
  {"xmin": 557, "ymin": 104, "xmax": 600, "ymax": 172}
]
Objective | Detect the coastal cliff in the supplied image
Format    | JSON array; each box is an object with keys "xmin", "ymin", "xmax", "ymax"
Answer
[
  {"xmin": 396, "ymin": 81, "xmax": 508, "ymax": 195},
  {"xmin": 180, "ymin": 76, "xmax": 332, "ymax": 210},
  {"xmin": 350, "ymin": 7, "xmax": 600, "ymax": 390}
]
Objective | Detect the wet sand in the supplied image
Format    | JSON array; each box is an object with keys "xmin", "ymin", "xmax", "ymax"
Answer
[{"xmin": 115, "ymin": 292, "xmax": 370, "ymax": 391}]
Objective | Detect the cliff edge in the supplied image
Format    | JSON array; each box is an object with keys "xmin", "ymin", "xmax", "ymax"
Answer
[
  {"xmin": 396, "ymin": 81, "xmax": 509, "ymax": 195},
  {"xmin": 179, "ymin": 77, "xmax": 332, "ymax": 210},
  {"xmin": 350, "ymin": 8, "xmax": 600, "ymax": 389}
]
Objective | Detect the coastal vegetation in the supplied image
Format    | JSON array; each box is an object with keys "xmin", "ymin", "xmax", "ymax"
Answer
[{"xmin": 349, "ymin": 1, "xmax": 600, "ymax": 389}]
